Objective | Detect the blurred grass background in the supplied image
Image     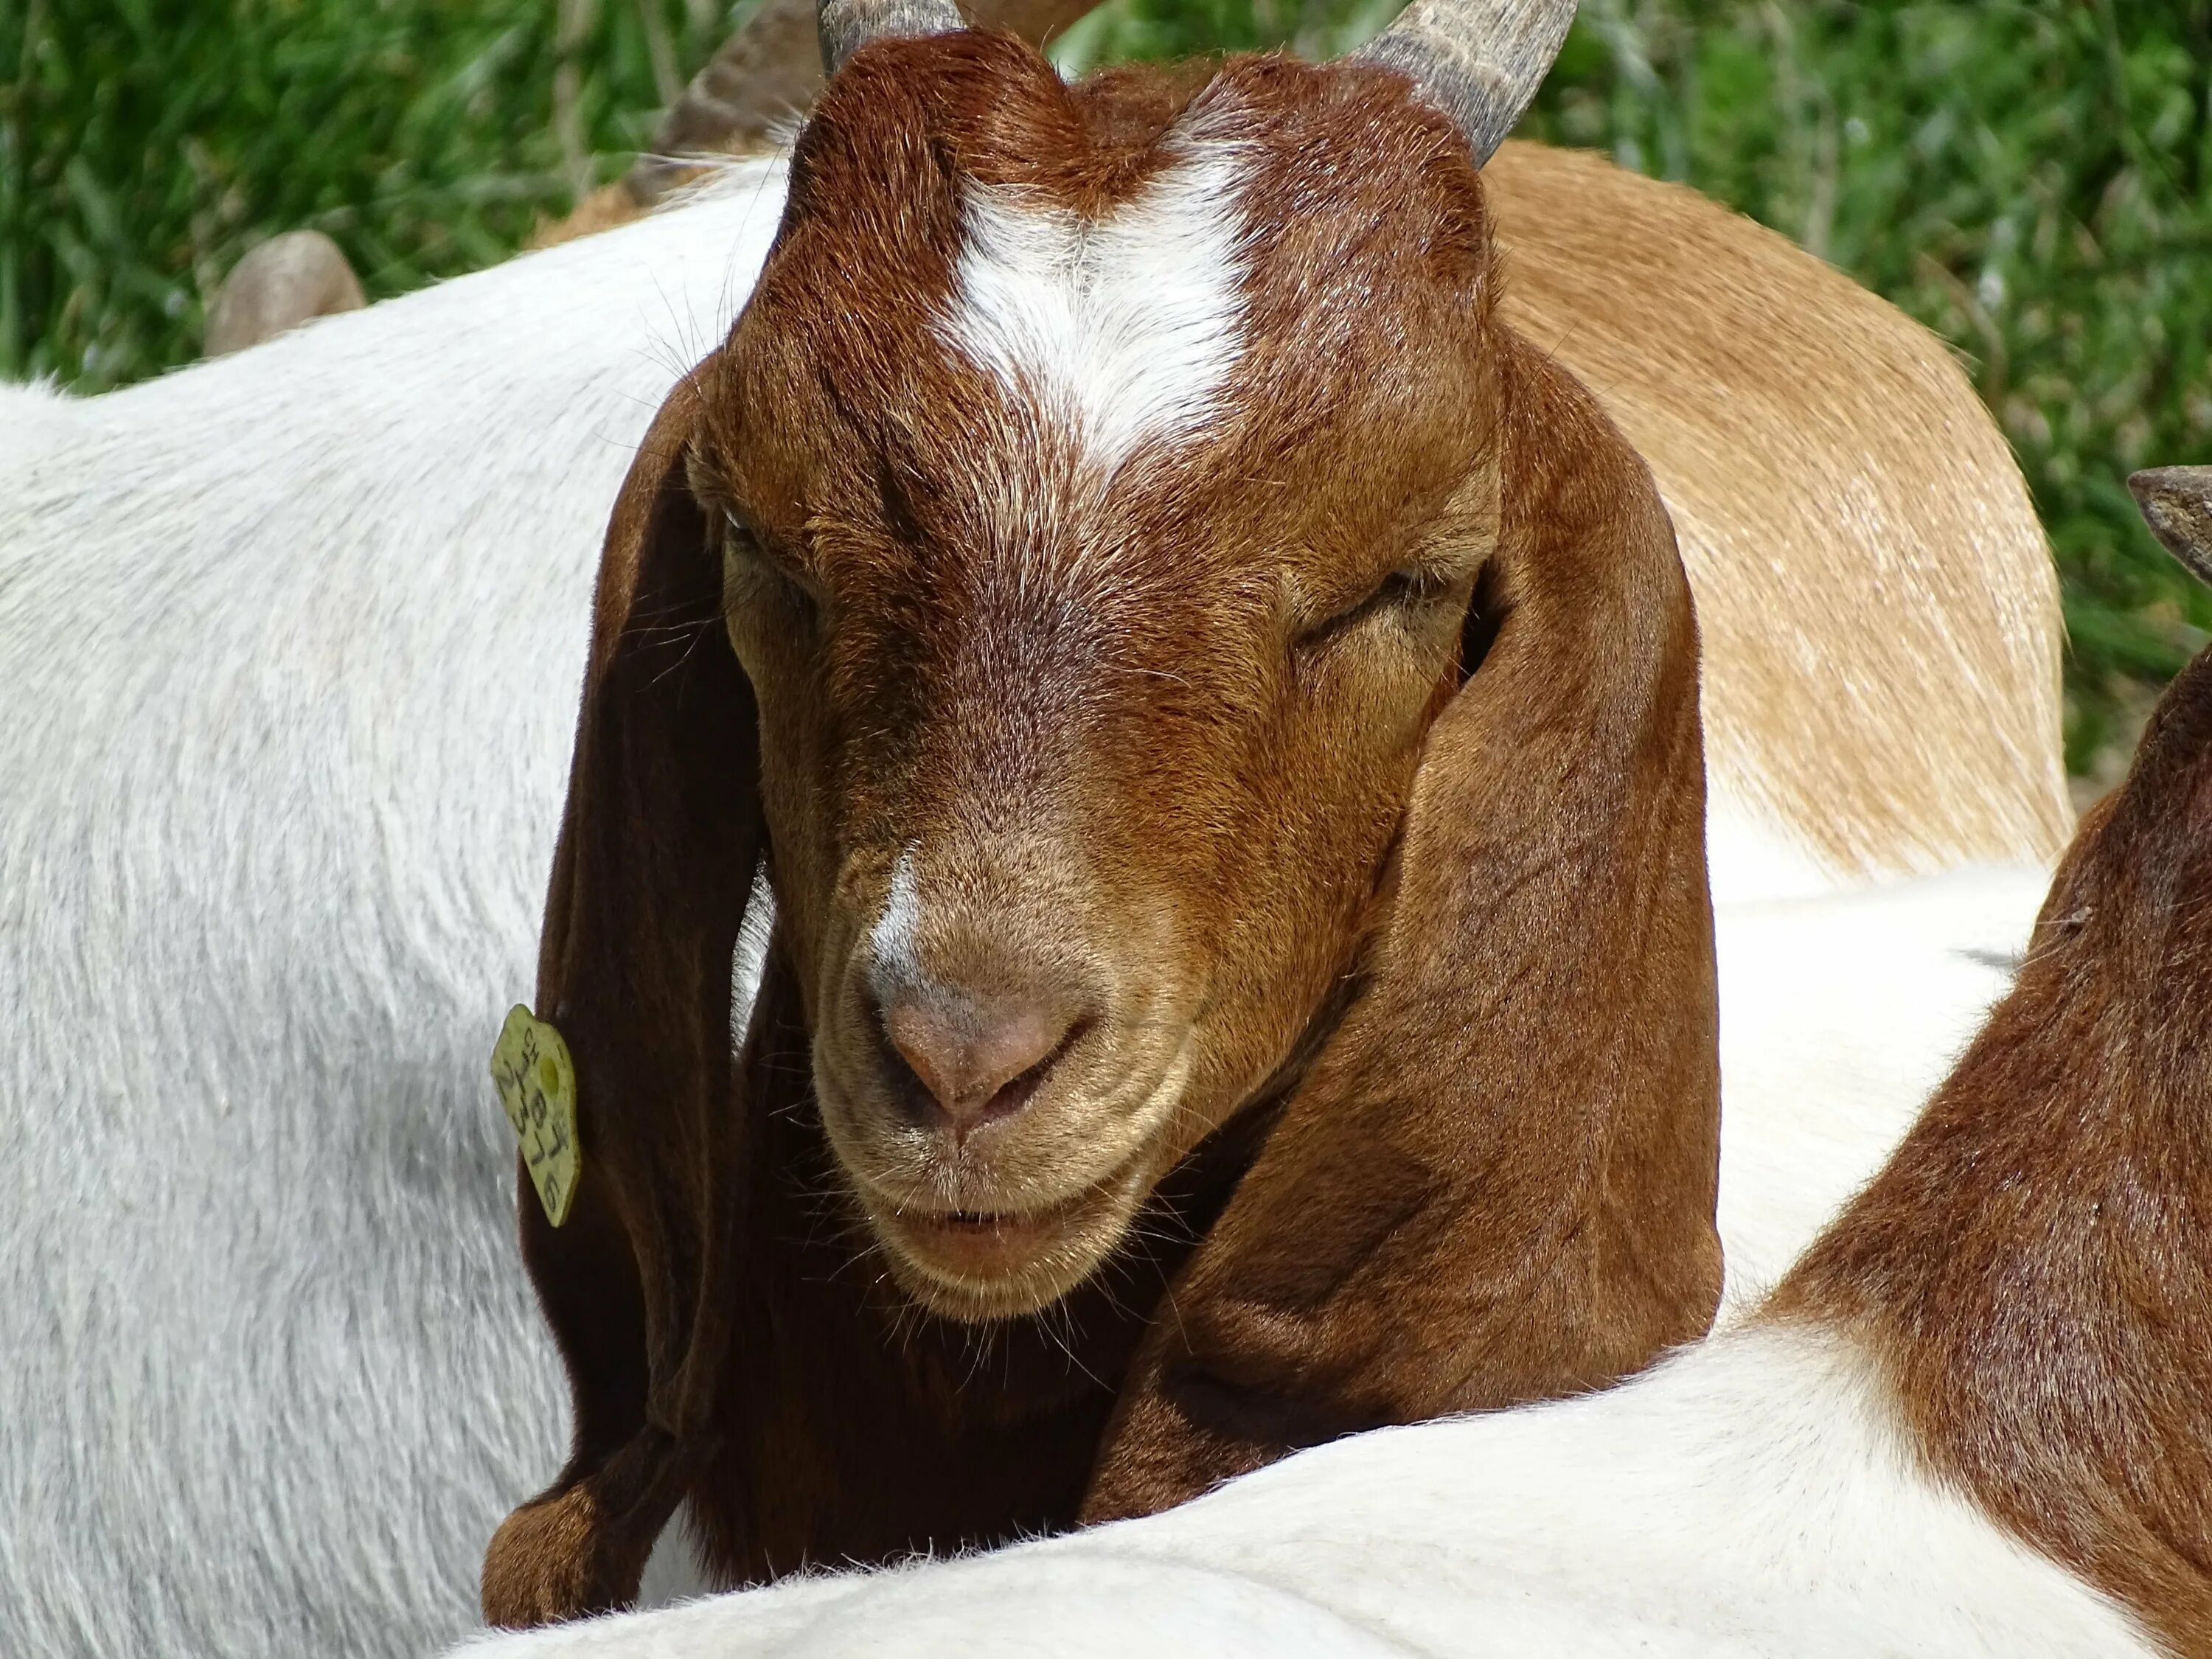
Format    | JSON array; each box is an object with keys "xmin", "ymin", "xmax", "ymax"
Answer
[{"xmin": 5, "ymin": 0, "xmax": 2208, "ymax": 779}]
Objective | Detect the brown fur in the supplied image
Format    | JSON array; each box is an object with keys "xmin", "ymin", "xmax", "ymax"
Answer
[
  {"xmin": 1083, "ymin": 298, "xmax": 1719, "ymax": 1520},
  {"xmin": 1769, "ymin": 624, "xmax": 2212, "ymax": 1655},
  {"xmin": 529, "ymin": 7, "xmax": 2067, "ymax": 880},
  {"xmin": 484, "ymin": 35, "xmax": 1717, "ymax": 1626},
  {"xmin": 529, "ymin": 178, "xmax": 651, "ymax": 251}
]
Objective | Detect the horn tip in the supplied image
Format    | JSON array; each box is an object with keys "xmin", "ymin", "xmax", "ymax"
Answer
[{"xmin": 2129, "ymin": 466, "xmax": 2212, "ymax": 591}]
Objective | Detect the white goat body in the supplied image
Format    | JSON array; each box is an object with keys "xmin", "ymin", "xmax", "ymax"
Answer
[
  {"xmin": 456, "ymin": 1321, "xmax": 2146, "ymax": 1659},
  {"xmin": 3, "ymin": 154, "xmax": 2051, "ymax": 1655}
]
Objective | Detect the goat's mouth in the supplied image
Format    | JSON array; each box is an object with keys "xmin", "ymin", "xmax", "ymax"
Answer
[{"xmin": 853, "ymin": 1153, "xmax": 1153, "ymax": 1321}]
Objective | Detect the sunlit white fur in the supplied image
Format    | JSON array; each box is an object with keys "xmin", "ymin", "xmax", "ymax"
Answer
[
  {"xmin": 1712, "ymin": 863, "xmax": 2041, "ymax": 1312},
  {"xmin": 1705, "ymin": 799, "xmax": 1845, "ymax": 904},
  {"xmin": 451, "ymin": 1323, "xmax": 2151, "ymax": 1658},
  {"xmin": 940, "ymin": 143, "xmax": 1250, "ymax": 469},
  {"xmin": 4, "ymin": 154, "xmax": 2056, "ymax": 1656}
]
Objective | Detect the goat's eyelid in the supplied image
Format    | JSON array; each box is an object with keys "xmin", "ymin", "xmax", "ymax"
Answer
[
  {"xmin": 723, "ymin": 513, "xmax": 821, "ymax": 608},
  {"xmin": 723, "ymin": 510, "xmax": 793, "ymax": 567},
  {"xmin": 721, "ymin": 512, "xmax": 767, "ymax": 568},
  {"xmin": 1293, "ymin": 564, "xmax": 1464, "ymax": 650}
]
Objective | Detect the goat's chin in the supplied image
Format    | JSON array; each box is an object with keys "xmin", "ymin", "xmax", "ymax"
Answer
[{"xmin": 855, "ymin": 1161, "xmax": 1152, "ymax": 1324}]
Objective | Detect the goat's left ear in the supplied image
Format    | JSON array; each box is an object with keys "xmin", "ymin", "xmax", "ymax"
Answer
[
  {"xmin": 481, "ymin": 363, "xmax": 768, "ymax": 1624},
  {"xmin": 1086, "ymin": 330, "xmax": 1722, "ymax": 1519}
]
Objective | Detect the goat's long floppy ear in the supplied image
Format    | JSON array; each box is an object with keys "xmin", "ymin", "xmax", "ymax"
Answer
[
  {"xmin": 1086, "ymin": 332, "xmax": 1722, "ymax": 1520},
  {"xmin": 481, "ymin": 366, "xmax": 768, "ymax": 1624}
]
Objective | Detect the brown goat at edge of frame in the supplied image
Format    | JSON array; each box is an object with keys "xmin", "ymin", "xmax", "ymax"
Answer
[{"xmin": 1759, "ymin": 465, "xmax": 2212, "ymax": 1659}]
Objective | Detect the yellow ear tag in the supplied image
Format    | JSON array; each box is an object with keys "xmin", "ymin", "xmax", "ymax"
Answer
[{"xmin": 490, "ymin": 1005, "xmax": 580, "ymax": 1227}]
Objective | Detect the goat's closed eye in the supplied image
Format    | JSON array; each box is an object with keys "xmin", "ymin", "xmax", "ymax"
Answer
[
  {"xmin": 1296, "ymin": 567, "xmax": 1455, "ymax": 650},
  {"xmin": 723, "ymin": 517, "xmax": 818, "ymax": 619}
]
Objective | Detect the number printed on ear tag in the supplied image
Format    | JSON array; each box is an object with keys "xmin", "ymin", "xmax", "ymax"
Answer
[{"xmin": 490, "ymin": 1005, "xmax": 580, "ymax": 1227}]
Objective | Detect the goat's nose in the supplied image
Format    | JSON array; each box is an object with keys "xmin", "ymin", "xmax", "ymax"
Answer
[{"xmin": 879, "ymin": 992, "xmax": 1078, "ymax": 1133}]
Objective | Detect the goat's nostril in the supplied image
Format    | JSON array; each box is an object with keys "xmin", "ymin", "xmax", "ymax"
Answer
[{"xmin": 878, "ymin": 995, "xmax": 1082, "ymax": 1133}]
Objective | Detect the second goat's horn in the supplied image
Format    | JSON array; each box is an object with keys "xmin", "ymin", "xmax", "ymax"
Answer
[
  {"xmin": 2129, "ymin": 466, "xmax": 2212, "ymax": 591},
  {"xmin": 1354, "ymin": 0, "xmax": 1576, "ymax": 164},
  {"xmin": 819, "ymin": 0, "xmax": 964, "ymax": 77}
]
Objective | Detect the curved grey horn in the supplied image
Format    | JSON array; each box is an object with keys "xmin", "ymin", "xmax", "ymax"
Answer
[
  {"xmin": 627, "ymin": 0, "xmax": 1097, "ymax": 204},
  {"xmin": 1353, "ymin": 0, "xmax": 1576, "ymax": 164},
  {"xmin": 819, "ymin": 0, "xmax": 965, "ymax": 77},
  {"xmin": 2130, "ymin": 467, "xmax": 2212, "ymax": 591}
]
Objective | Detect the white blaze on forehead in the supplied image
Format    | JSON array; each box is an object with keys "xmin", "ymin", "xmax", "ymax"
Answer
[
  {"xmin": 869, "ymin": 845, "xmax": 925, "ymax": 995},
  {"xmin": 938, "ymin": 143, "xmax": 1251, "ymax": 469}
]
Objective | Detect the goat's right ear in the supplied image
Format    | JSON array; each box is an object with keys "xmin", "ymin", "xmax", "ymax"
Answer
[
  {"xmin": 481, "ymin": 364, "xmax": 768, "ymax": 1628},
  {"xmin": 1085, "ymin": 329, "xmax": 1722, "ymax": 1521}
]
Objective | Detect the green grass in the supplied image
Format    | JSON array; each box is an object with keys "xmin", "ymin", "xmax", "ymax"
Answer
[
  {"xmin": 1, "ymin": 0, "xmax": 738, "ymax": 388},
  {"xmin": 9, "ymin": 0, "xmax": 2210, "ymax": 776},
  {"xmin": 1574, "ymin": 1, "xmax": 2212, "ymax": 784}
]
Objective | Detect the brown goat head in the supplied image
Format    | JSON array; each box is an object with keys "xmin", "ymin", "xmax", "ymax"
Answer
[
  {"xmin": 708, "ymin": 42, "xmax": 1531, "ymax": 1323},
  {"xmin": 486, "ymin": 18, "xmax": 1719, "ymax": 1624}
]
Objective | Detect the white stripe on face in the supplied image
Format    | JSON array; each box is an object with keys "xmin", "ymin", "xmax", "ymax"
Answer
[
  {"xmin": 869, "ymin": 845, "xmax": 926, "ymax": 998},
  {"xmin": 937, "ymin": 142, "xmax": 1251, "ymax": 471}
]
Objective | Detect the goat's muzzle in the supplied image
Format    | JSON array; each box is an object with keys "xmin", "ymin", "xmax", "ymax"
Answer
[{"xmin": 814, "ymin": 880, "xmax": 1200, "ymax": 1321}]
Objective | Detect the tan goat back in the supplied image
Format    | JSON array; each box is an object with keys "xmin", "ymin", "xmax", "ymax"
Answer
[{"xmin": 1486, "ymin": 139, "xmax": 2070, "ymax": 883}]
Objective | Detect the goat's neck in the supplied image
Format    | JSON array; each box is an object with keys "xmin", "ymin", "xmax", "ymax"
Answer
[{"xmin": 1769, "ymin": 668, "xmax": 2212, "ymax": 1656}]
